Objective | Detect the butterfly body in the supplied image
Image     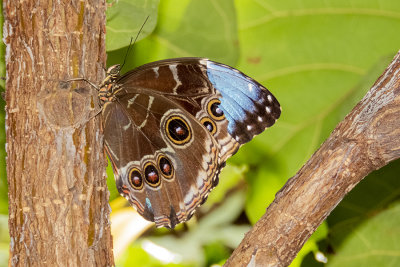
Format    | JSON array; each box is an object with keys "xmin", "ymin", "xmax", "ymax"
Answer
[{"xmin": 100, "ymin": 58, "xmax": 281, "ymax": 228}]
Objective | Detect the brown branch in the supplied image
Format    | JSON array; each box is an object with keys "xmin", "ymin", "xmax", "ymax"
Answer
[
  {"xmin": 4, "ymin": 0, "xmax": 114, "ymax": 265},
  {"xmin": 225, "ymin": 51, "xmax": 400, "ymax": 267}
]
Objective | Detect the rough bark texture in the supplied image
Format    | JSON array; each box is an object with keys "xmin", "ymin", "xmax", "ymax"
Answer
[
  {"xmin": 4, "ymin": 0, "xmax": 114, "ymax": 266},
  {"xmin": 224, "ymin": 51, "xmax": 400, "ymax": 267}
]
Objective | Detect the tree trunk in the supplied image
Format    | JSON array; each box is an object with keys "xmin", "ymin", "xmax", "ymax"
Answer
[
  {"xmin": 224, "ymin": 51, "xmax": 400, "ymax": 266},
  {"xmin": 3, "ymin": 0, "xmax": 114, "ymax": 265}
]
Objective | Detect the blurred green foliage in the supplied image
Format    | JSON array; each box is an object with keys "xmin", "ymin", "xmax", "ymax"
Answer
[{"xmin": 1, "ymin": 0, "xmax": 400, "ymax": 266}]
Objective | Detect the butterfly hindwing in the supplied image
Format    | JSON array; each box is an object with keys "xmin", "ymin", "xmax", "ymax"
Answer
[{"xmin": 103, "ymin": 91, "xmax": 220, "ymax": 228}]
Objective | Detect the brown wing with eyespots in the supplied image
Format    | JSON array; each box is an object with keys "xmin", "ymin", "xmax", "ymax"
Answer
[
  {"xmin": 102, "ymin": 90, "xmax": 220, "ymax": 228},
  {"xmin": 103, "ymin": 58, "xmax": 281, "ymax": 228}
]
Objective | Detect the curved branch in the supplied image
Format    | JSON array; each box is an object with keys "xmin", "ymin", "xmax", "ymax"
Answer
[{"xmin": 225, "ymin": 51, "xmax": 400, "ymax": 267}]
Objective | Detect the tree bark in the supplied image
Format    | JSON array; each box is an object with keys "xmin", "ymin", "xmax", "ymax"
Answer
[
  {"xmin": 224, "ymin": 51, "xmax": 400, "ymax": 267},
  {"xmin": 4, "ymin": 0, "xmax": 114, "ymax": 266}
]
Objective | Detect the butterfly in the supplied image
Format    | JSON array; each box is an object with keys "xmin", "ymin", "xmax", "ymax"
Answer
[{"xmin": 99, "ymin": 58, "xmax": 281, "ymax": 228}]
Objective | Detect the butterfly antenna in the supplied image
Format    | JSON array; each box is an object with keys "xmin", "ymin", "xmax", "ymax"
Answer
[{"xmin": 120, "ymin": 16, "xmax": 150, "ymax": 72}]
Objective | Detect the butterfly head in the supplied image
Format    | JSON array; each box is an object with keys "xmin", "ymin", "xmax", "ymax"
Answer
[{"xmin": 106, "ymin": 64, "xmax": 121, "ymax": 81}]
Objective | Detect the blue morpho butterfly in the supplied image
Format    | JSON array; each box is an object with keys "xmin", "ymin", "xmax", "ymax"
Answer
[{"xmin": 96, "ymin": 57, "xmax": 281, "ymax": 228}]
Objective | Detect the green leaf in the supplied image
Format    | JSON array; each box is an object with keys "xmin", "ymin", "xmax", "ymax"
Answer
[
  {"xmin": 327, "ymin": 202, "xmax": 400, "ymax": 266},
  {"xmin": 201, "ymin": 164, "xmax": 248, "ymax": 209},
  {"xmin": 245, "ymin": 166, "xmax": 285, "ymax": 224},
  {"xmin": 106, "ymin": 157, "xmax": 120, "ymax": 201},
  {"xmin": 233, "ymin": 0, "xmax": 400, "ymax": 178},
  {"xmin": 107, "ymin": 0, "xmax": 239, "ymax": 70},
  {"xmin": 326, "ymin": 159, "xmax": 400, "ymax": 266},
  {"xmin": 204, "ymin": 242, "xmax": 231, "ymax": 267},
  {"xmin": 106, "ymin": 0, "xmax": 160, "ymax": 51}
]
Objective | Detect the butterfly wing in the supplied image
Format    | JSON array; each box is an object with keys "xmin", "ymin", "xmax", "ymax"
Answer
[
  {"xmin": 117, "ymin": 58, "xmax": 281, "ymax": 159},
  {"xmin": 103, "ymin": 91, "xmax": 220, "ymax": 228},
  {"xmin": 103, "ymin": 58, "xmax": 281, "ymax": 228}
]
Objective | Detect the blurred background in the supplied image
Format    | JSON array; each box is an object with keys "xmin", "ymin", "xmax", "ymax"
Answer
[{"xmin": 1, "ymin": 0, "xmax": 400, "ymax": 266}]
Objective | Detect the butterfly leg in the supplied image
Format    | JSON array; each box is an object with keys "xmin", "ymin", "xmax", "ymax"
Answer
[
  {"xmin": 63, "ymin": 77, "xmax": 100, "ymax": 91},
  {"xmin": 87, "ymin": 107, "xmax": 103, "ymax": 122}
]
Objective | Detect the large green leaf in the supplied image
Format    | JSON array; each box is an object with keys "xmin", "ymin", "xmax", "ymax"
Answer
[
  {"xmin": 328, "ymin": 202, "xmax": 400, "ymax": 266},
  {"xmin": 107, "ymin": 0, "xmax": 239, "ymax": 70},
  {"xmin": 326, "ymin": 159, "xmax": 400, "ymax": 266},
  {"xmin": 233, "ymin": 0, "xmax": 400, "ymax": 177},
  {"xmin": 106, "ymin": 0, "xmax": 160, "ymax": 51}
]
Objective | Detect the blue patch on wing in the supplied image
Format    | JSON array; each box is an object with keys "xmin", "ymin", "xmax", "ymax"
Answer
[
  {"xmin": 206, "ymin": 61, "xmax": 263, "ymax": 135},
  {"xmin": 146, "ymin": 197, "xmax": 153, "ymax": 212}
]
